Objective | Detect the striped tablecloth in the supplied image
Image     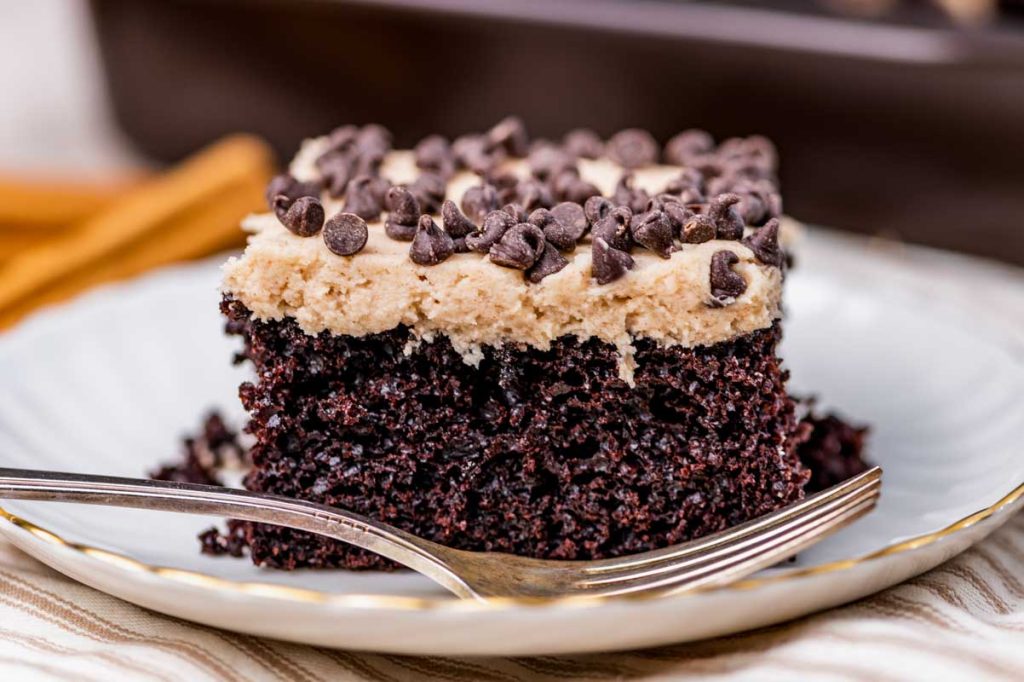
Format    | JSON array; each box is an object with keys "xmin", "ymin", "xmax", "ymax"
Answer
[{"xmin": 0, "ymin": 512, "xmax": 1020, "ymax": 681}]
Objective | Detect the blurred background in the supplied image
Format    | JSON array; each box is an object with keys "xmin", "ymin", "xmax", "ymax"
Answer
[{"xmin": 2, "ymin": 0, "xmax": 1023, "ymax": 328}]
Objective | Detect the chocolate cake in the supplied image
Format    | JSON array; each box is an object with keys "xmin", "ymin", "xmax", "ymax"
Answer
[{"xmin": 219, "ymin": 119, "xmax": 817, "ymax": 570}]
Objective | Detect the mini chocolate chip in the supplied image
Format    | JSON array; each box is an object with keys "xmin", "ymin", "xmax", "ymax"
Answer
[
  {"xmin": 631, "ymin": 210, "xmax": 675, "ymax": 258},
  {"xmin": 606, "ymin": 129, "xmax": 658, "ymax": 168},
  {"xmin": 357, "ymin": 124, "xmax": 392, "ymax": 157},
  {"xmin": 465, "ymin": 210, "xmax": 514, "ymax": 253},
  {"xmin": 274, "ymin": 195, "xmax": 324, "ymax": 237},
  {"xmin": 682, "ymin": 214, "xmax": 716, "ymax": 244},
  {"xmin": 324, "ymin": 125, "xmax": 359, "ymax": 154},
  {"xmin": 563, "ymin": 128, "xmax": 604, "ymax": 159},
  {"xmin": 385, "ymin": 186, "xmax": 420, "ymax": 224},
  {"xmin": 565, "ymin": 179, "xmax": 601, "ymax": 205},
  {"xmin": 526, "ymin": 242, "xmax": 569, "ymax": 283},
  {"xmin": 663, "ymin": 201, "xmax": 693, "ymax": 236},
  {"xmin": 612, "ymin": 173, "xmax": 650, "ymax": 214},
  {"xmin": 487, "ymin": 116, "xmax": 529, "ymax": 157},
  {"xmin": 502, "ymin": 202, "xmax": 528, "ymax": 224},
  {"xmin": 354, "ymin": 149, "xmax": 385, "ymax": 179},
  {"xmin": 414, "ymin": 135, "xmax": 455, "ymax": 178},
  {"xmin": 453, "ymin": 134, "xmax": 502, "ymax": 175},
  {"xmin": 742, "ymin": 218, "xmax": 783, "ymax": 267},
  {"xmin": 735, "ymin": 190, "xmax": 767, "ymax": 225},
  {"xmin": 592, "ymin": 237, "xmax": 634, "ymax": 285},
  {"xmin": 663, "ymin": 129, "xmax": 715, "ymax": 165},
  {"xmin": 514, "ymin": 178, "xmax": 554, "ymax": 212},
  {"xmin": 489, "ymin": 223, "xmax": 546, "ymax": 270},
  {"xmin": 709, "ymin": 250, "xmax": 747, "ymax": 304},
  {"xmin": 708, "ymin": 193, "xmax": 745, "ymax": 240},
  {"xmin": 441, "ymin": 200, "xmax": 477, "ymax": 238},
  {"xmin": 265, "ymin": 174, "xmax": 321, "ymax": 210},
  {"xmin": 343, "ymin": 175, "xmax": 386, "ymax": 221},
  {"xmin": 548, "ymin": 202, "xmax": 588, "ymax": 244},
  {"xmin": 592, "ymin": 206, "xmax": 633, "ymax": 252},
  {"xmin": 663, "ymin": 168, "xmax": 705, "ymax": 196},
  {"xmin": 530, "ymin": 207, "xmax": 577, "ymax": 252},
  {"xmin": 717, "ymin": 135, "xmax": 777, "ymax": 172},
  {"xmin": 452, "ymin": 236, "xmax": 470, "ymax": 253},
  {"xmin": 323, "ymin": 212, "xmax": 368, "ymax": 255},
  {"xmin": 460, "ymin": 184, "xmax": 500, "ymax": 224},
  {"xmin": 527, "ymin": 142, "xmax": 577, "ymax": 180},
  {"xmin": 316, "ymin": 150, "xmax": 356, "ymax": 197},
  {"xmin": 409, "ymin": 172, "xmax": 447, "ymax": 214},
  {"xmin": 584, "ymin": 196, "xmax": 614, "ymax": 225},
  {"xmin": 410, "ymin": 215, "xmax": 454, "ymax": 265}
]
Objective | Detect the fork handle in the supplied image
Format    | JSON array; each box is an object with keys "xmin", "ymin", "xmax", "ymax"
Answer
[{"xmin": 0, "ymin": 468, "xmax": 476, "ymax": 598}]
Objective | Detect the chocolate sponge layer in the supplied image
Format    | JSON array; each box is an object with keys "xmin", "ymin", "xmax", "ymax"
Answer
[{"xmin": 223, "ymin": 298, "xmax": 809, "ymax": 570}]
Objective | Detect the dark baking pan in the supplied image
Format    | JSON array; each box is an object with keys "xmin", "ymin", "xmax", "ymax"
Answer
[{"xmin": 89, "ymin": 0, "xmax": 1024, "ymax": 263}]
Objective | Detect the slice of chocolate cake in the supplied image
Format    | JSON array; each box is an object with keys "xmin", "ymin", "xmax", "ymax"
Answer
[{"xmin": 221, "ymin": 119, "xmax": 807, "ymax": 570}]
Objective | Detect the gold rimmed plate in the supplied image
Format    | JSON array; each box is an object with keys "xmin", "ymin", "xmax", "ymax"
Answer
[{"xmin": 0, "ymin": 229, "xmax": 1021, "ymax": 655}]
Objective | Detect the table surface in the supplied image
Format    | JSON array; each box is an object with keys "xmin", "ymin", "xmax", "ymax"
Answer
[{"xmin": 0, "ymin": 3, "xmax": 1021, "ymax": 680}]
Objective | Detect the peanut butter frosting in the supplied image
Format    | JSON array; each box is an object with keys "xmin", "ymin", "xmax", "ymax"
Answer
[{"xmin": 222, "ymin": 136, "xmax": 790, "ymax": 382}]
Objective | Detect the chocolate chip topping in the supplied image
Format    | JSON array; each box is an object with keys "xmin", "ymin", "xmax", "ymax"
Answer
[
  {"xmin": 265, "ymin": 174, "xmax": 321, "ymax": 210},
  {"xmin": 357, "ymin": 124, "xmax": 393, "ymax": 157},
  {"xmin": 708, "ymin": 193, "xmax": 745, "ymax": 240},
  {"xmin": 612, "ymin": 173, "xmax": 650, "ymax": 214},
  {"xmin": 682, "ymin": 214, "xmax": 716, "ymax": 244},
  {"xmin": 487, "ymin": 116, "xmax": 529, "ymax": 157},
  {"xmin": 414, "ymin": 135, "xmax": 455, "ymax": 178},
  {"xmin": 343, "ymin": 175, "xmax": 388, "ymax": 221},
  {"xmin": 460, "ymin": 184, "xmax": 500, "ymax": 224},
  {"xmin": 316, "ymin": 150, "xmax": 356, "ymax": 197},
  {"xmin": 552, "ymin": 169, "xmax": 600, "ymax": 204},
  {"xmin": 514, "ymin": 178, "xmax": 554, "ymax": 212},
  {"xmin": 501, "ymin": 202, "xmax": 529, "ymax": 224},
  {"xmin": 274, "ymin": 195, "xmax": 325, "ymax": 237},
  {"xmin": 591, "ymin": 237, "xmax": 635, "ymax": 285},
  {"xmin": 663, "ymin": 129, "xmax": 715, "ymax": 165},
  {"xmin": 526, "ymin": 242, "xmax": 569, "ymax": 283},
  {"xmin": 545, "ymin": 202, "xmax": 589, "ymax": 251},
  {"xmin": 742, "ymin": 218, "xmax": 783, "ymax": 267},
  {"xmin": 709, "ymin": 250, "xmax": 747, "ymax": 304},
  {"xmin": 562, "ymin": 128, "xmax": 604, "ymax": 159},
  {"xmin": 441, "ymin": 200, "xmax": 477, "ymax": 238},
  {"xmin": 465, "ymin": 210, "xmax": 514, "ymax": 253},
  {"xmin": 584, "ymin": 196, "xmax": 614, "ymax": 225},
  {"xmin": 606, "ymin": 129, "xmax": 658, "ymax": 169},
  {"xmin": 489, "ymin": 223, "xmax": 546, "ymax": 270},
  {"xmin": 527, "ymin": 142, "xmax": 577, "ymax": 180},
  {"xmin": 631, "ymin": 210, "xmax": 675, "ymax": 259},
  {"xmin": 383, "ymin": 186, "xmax": 420, "ymax": 241},
  {"xmin": 592, "ymin": 206, "xmax": 633, "ymax": 252},
  {"xmin": 324, "ymin": 124, "xmax": 359, "ymax": 154},
  {"xmin": 323, "ymin": 213, "xmax": 368, "ymax": 256},
  {"xmin": 410, "ymin": 215, "xmax": 454, "ymax": 265},
  {"xmin": 453, "ymin": 134, "xmax": 502, "ymax": 175},
  {"xmin": 290, "ymin": 120, "xmax": 787, "ymax": 287},
  {"xmin": 660, "ymin": 200, "xmax": 693, "ymax": 236},
  {"xmin": 409, "ymin": 172, "xmax": 447, "ymax": 214}
]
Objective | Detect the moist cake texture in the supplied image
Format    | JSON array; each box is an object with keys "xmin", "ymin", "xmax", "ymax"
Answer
[{"xmin": 220, "ymin": 119, "xmax": 810, "ymax": 570}]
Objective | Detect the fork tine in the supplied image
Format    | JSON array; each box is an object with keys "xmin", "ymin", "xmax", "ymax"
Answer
[
  {"xmin": 576, "ymin": 475, "xmax": 880, "ymax": 589},
  {"xmin": 582, "ymin": 492, "xmax": 878, "ymax": 597},
  {"xmin": 582, "ymin": 467, "xmax": 882, "ymax": 576}
]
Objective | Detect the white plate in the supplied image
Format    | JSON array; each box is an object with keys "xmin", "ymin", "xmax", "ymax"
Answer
[{"xmin": 0, "ymin": 229, "xmax": 1021, "ymax": 656}]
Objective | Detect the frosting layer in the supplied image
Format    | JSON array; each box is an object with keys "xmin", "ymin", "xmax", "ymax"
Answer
[{"xmin": 222, "ymin": 139, "xmax": 787, "ymax": 380}]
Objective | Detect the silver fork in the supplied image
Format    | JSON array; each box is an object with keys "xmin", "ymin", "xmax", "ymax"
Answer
[{"xmin": 0, "ymin": 466, "xmax": 881, "ymax": 601}]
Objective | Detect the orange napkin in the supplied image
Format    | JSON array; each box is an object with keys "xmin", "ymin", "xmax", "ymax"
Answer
[{"xmin": 0, "ymin": 135, "xmax": 275, "ymax": 330}]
